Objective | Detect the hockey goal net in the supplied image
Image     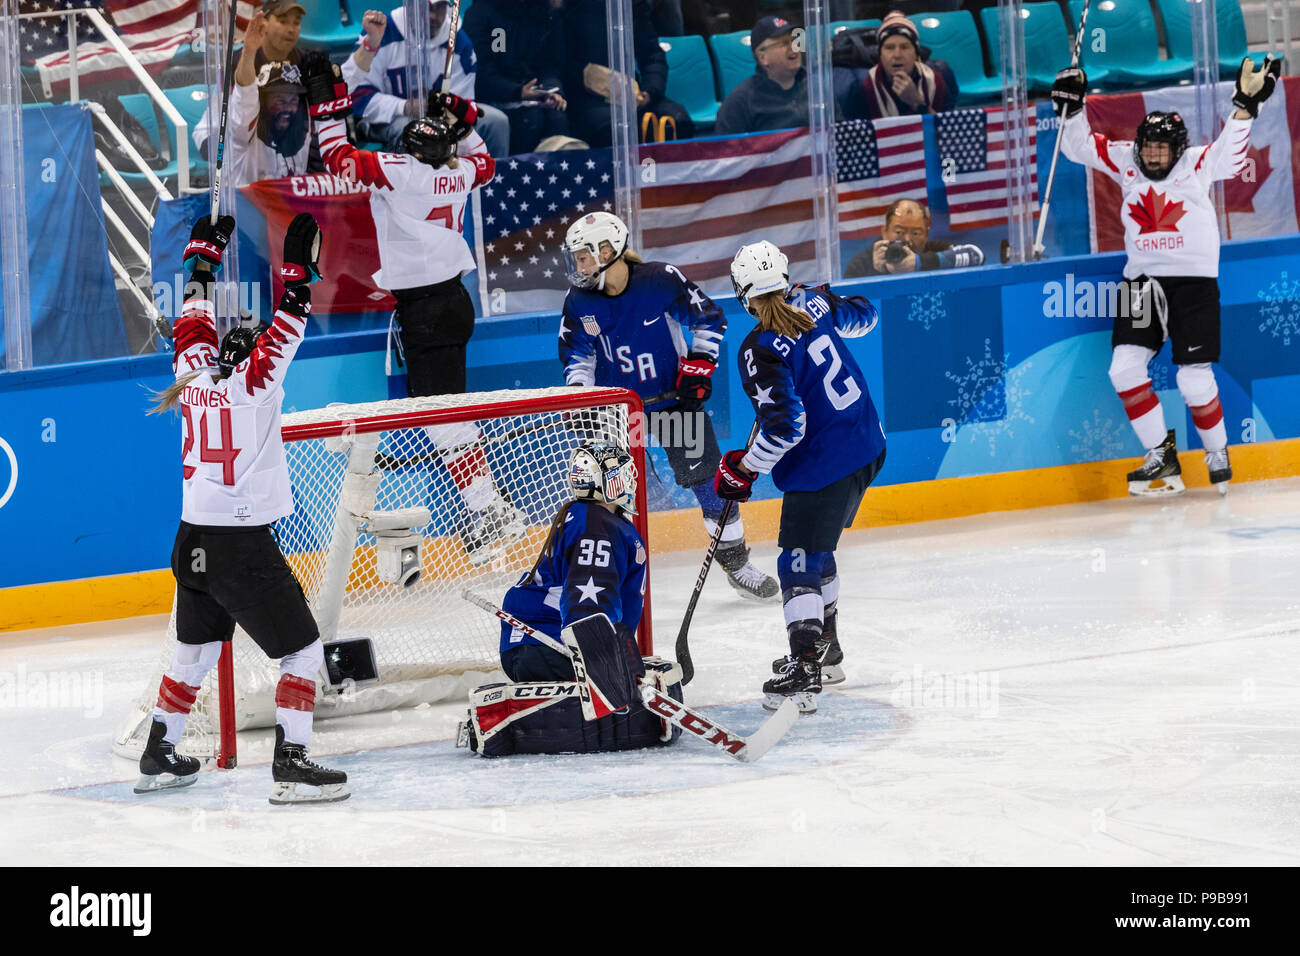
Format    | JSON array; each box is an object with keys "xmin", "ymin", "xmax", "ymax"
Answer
[{"xmin": 114, "ymin": 387, "xmax": 652, "ymax": 766}]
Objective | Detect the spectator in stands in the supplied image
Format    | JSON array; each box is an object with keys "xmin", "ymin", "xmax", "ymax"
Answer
[
  {"xmin": 714, "ymin": 15, "xmax": 809, "ymax": 136},
  {"xmin": 842, "ymin": 199, "xmax": 985, "ymax": 277},
  {"xmin": 859, "ymin": 10, "xmax": 956, "ymax": 119},
  {"xmin": 562, "ymin": 0, "xmax": 694, "ymax": 146},
  {"xmin": 343, "ymin": 2, "xmax": 510, "ymax": 157},
  {"xmin": 193, "ymin": 2, "xmax": 322, "ymax": 185},
  {"xmin": 464, "ymin": 0, "xmax": 572, "ymax": 155}
]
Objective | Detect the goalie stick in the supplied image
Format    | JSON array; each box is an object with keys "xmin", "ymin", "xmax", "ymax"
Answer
[
  {"xmin": 461, "ymin": 590, "xmax": 797, "ymax": 763},
  {"xmin": 1032, "ymin": 0, "xmax": 1090, "ymax": 258},
  {"xmin": 675, "ymin": 418, "xmax": 761, "ymax": 686}
]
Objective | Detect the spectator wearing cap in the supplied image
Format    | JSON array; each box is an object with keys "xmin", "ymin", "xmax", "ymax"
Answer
[
  {"xmin": 842, "ymin": 199, "xmax": 984, "ymax": 277},
  {"xmin": 193, "ymin": 2, "xmax": 322, "ymax": 185},
  {"xmin": 859, "ymin": 10, "xmax": 956, "ymax": 119},
  {"xmin": 714, "ymin": 15, "xmax": 809, "ymax": 136},
  {"xmin": 343, "ymin": 2, "xmax": 510, "ymax": 157}
]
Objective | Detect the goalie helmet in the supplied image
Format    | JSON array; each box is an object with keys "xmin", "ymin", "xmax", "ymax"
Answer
[
  {"xmin": 730, "ymin": 240, "xmax": 789, "ymax": 316},
  {"xmin": 217, "ymin": 324, "xmax": 264, "ymax": 378},
  {"xmin": 1133, "ymin": 111, "xmax": 1188, "ymax": 181},
  {"xmin": 563, "ymin": 211, "xmax": 629, "ymax": 290},
  {"xmin": 569, "ymin": 441, "xmax": 637, "ymax": 514},
  {"xmin": 402, "ymin": 117, "xmax": 457, "ymax": 168}
]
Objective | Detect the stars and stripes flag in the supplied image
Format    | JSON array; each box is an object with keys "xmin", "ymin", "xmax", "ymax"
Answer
[
  {"xmin": 473, "ymin": 150, "xmax": 617, "ymax": 314},
  {"xmin": 23, "ymin": 1, "xmax": 262, "ymax": 98},
  {"xmin": 936, "ymin": 105, "xmax": 1039, "ymax": 230},
  {"xmin": 835, "ymin": 115, "xmax": 927, "ymax": 240},
  {"xmin": 637, "ymin": 127, "xmax": 818, "ymax": 293}
]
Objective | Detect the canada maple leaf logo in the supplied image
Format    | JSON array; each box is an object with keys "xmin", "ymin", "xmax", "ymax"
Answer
[{"xmin": 1127, "ymin": 187, "xmax": 1186, "ymax": 234}]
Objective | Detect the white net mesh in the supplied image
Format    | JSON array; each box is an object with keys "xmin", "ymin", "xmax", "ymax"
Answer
[{"xmin": 114, "ymin": 388, "xmax": 646, "ymax": 761}]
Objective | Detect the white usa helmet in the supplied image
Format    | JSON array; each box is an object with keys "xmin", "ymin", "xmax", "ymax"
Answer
[
  {"xmin": 569, "ymin": 441, "xmax": 638, "ymax": 514},
  {"xmin": 563, "ymin": 212, "xmax": 629, "ymax": 290},
  {"xmin": 731, "ymin": 240, "xmax": 789, "ymax": 315}
]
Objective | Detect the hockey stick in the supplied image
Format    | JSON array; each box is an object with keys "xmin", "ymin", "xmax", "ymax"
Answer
[
  {"xmin": 441, "ymin": 0, "xmax": 461, "ymax": 96},
  {"xmin": 675, "ymin": 418, "xmax": 761, "ymax": 687},
  {"xmin": 1032, "ymin": 0, "xmax": 1090, "ymax": 258},
  {"xmin": 209, "ymin": 0, "xmax": 239, "ymax": 226},
  {"xmin": 372, "ymin": 390, "xmax": 677, "ymax": 470},
  {"xmin": 461, "ymin": 590, "xmax": 797, "ymax": 763}
]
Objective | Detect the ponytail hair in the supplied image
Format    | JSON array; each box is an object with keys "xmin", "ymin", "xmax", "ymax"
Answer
[
  {"xmin": 749, "ymin": 291, "xmax": 815, "ymax": 339},
  {"xmin": 622, "ymin": 249, "xmax": 644, "ymax": 265},
  {"xmin": 146, "ymin": 369, "xmax": 206, "ymax": 416},
  {"xmin": 526, "ymin": 499, "xmax": 580, "ymax": 581}
]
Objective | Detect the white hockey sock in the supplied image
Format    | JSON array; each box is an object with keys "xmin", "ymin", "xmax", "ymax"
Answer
[
  {"xmin": 275, "ymin": 641, "xmax": 323, "ymax": 746},
  {"xmin": 151, "ymin": 641, "xmax": 222, "ymax": 744},
  {"xmin": 1177, "ymin": 365, "xmax": 1227, "ymax": 452},
  {"xmin": 783, "ymin": 589, "xmax": 823, "ymax": 629},
  {"xmin": 703, "ymin": 513, "xmax": 745, "ymax": 544},
  {"xmin": 821, "ymin": 574, "xmax": 839, "ymax": 612},
  {"xmin": 1116, "ymin": 381, "xmax": 1167, "ymax": 450}
]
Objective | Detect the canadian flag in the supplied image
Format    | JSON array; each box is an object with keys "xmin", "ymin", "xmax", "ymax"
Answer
[{"xmin": 1082, "ymin": 76, "xmax": 1300, "ymax": 251}]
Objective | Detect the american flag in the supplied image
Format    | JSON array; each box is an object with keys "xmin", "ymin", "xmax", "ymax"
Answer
[
  {"xmin": 474, "ymin": 150, "xmax": 616, "ymax": 314},
  {"xmin": 24, "ymin": 1, "xmax": 262, "ymax": 98},
  {"xmin": 639, "ymin": 127, "xmax": 817, "ymax": 292},
  {"xmin": 936, "ymin": 105, "xmax": 1039, "ymax": 230},
  {"xmin": 836, "ymin": 115, "xmax": 927, "ymax": 240}
]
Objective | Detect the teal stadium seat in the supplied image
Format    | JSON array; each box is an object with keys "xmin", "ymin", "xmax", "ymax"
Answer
[
  {"xmin": 111, "ymin": 85, "xmax": 210, "ymax": 189},
  {"xmin": 829, "ymin": 19, "xmax": 881, "ymax": 36},
  {"xmin": 299, "ymin": 0, "xmax": 363, "ymax": 55},
  {"xmin": 1151, "ymin": 0, "xmax": 1271, "ymax": 79},
  {"xmin": 914, "ymin": 10, "xmax": 1002, "ymax": 104},
  {"xmin": 660, "ymin": 35, "xmax": 720, "ymax": 128},
  {"xmin": 708, "ymin": 30, "xmax": 758, "ymax": 100},
  {"xmin": 980, "ymin": 3, "xmax": 1103, "ymax": 92},
  {"xmin": 1067, "ymin": 0, "xmax": 1193, "ymax": 88}
]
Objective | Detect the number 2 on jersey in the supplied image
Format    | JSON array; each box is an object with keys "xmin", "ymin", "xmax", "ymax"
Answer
[
  {"xmin": 809, "ymin": 335, "xmax": 862, "ymax": 411},
  {"xmin": 181, "ymin": 405, "xmax": 242, "ymax": 485}
]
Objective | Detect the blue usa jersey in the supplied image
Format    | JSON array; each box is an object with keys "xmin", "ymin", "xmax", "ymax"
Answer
[
  {"xmin": 738, "ymin": 286, "xmax": 885, "ymax": 492},
  {"xmin": 500, "ymin": 501, "xmax": 647, "ymax": 653},
  {"xmin": 559, "ymin": 260, "xmax": 725, "ymax": 408}
]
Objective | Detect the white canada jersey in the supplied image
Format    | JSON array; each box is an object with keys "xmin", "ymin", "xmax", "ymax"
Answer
[
  {"xmin": 1060, "ymin": 113, "xmax": 1251, "ymax": 278},
  {"xmin": 171, "ymin": 292, "xmax": 308, "ymax": 526},
  {"xmin": 313, "ymin": 115, "xmax": 494, "ymax": 290}
]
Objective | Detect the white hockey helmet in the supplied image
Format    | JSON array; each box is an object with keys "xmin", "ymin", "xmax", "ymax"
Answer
[
  {"xmin": 569, "ymin": 441, "xmax": 638, "ymax": 514},
  {"xmin": 730, "ymin": 240, "xmax": 789, "ymax": 315},
  {"xmin": 563, "ymin": 211, "xmax": 629, "ymax": 290}
]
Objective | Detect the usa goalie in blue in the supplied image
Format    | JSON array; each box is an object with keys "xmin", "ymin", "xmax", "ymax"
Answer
[
  {"xmin": 558, "ymin": 211, "xmax": 778, "ymax": 602},
  {"xmin": 461, "ymin": 442, "xmax": 683, "ymax": 756},
  {"xmin": 715, "ymin": 241, "xmax": 886, "ymax": 714}
]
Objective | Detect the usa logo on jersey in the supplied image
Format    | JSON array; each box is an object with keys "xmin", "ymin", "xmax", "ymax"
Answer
[{"xmin": 580, "ymin": 314, "xmax": 601, "ymax": 336}]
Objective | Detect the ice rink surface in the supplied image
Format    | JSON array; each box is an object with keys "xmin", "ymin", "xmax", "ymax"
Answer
[{"xmin": 3, "ymin": 478, "xmax": 1299, "ymax": 866}]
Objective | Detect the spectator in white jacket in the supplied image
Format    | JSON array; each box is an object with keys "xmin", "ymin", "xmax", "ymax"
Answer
[{"xmin": 342, "ymin": 2, "xmax": 510, "ymax": 158}]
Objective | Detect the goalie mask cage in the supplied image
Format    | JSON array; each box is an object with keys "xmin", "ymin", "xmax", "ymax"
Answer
[{"xmin": 114, "ymin": 387, "xmax": 652, "ymax": 768}]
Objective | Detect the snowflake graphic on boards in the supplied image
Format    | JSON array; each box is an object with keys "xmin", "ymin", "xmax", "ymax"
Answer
[
  {"xmin": 1068, "ymin": 409, "xmax": 1126, "ymax": 460},
  {"xmin": 1257, "ymin": 271, "xmax": 1300, "ymax": 346},
  {"xmin": 945, "ymin": 338, "xmax": 1035, "ymax": 456},
  {"xmin": 906, "ymin": 289, "xmax": 947, "ymax": 331}
]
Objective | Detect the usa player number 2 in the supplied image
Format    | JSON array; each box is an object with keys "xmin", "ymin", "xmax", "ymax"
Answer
[{"xmin": 808, "ymin": 335, "xmax": 861, "ymax": 411}]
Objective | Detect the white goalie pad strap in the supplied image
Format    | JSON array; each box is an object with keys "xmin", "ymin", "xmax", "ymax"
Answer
[{"xmin": 340, "ymin": 471, "xmax": 383, "ymax": 517}]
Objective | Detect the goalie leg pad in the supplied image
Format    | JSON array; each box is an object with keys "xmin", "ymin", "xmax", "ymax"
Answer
[
  {"xmin": 563, "ymin": 613, "xmax": 646, "ymax": 717},
  {"xmin": 463, "ymin": 659, "xmax": 682, "ymax": 757}
]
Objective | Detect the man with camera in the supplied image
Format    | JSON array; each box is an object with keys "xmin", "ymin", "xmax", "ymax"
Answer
[{"xmin": 842, "ymin": 199, "xmax": 984, "ymax": 278}]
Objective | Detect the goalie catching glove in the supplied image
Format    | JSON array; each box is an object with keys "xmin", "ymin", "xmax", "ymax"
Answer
[
  {"xmin": 1232, "ymin": 56, "xmax": 1281, "ymax": 119},
  {"xmin": 714, "ymin": 448, "xmax": 755, "ymax": 502},
  {"xmin": 1050, "ymin": 68, "xmax": 1087, "ymax": 119},
  {"xmin": 675, "ymin": 352, "xmax": 716, "ymax": 410},
  {"xmin": 302, "ymin": 51, "xmax": 352, "ymax": 120}
]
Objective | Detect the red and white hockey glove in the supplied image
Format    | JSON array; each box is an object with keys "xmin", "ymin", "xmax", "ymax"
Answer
[
  {"xmin": 303, "ymin": 51, "xmax": 352, "ymax": 120},
  {"xmin": 714, "ymin": 449, "xmax": 755, "ymax": 503},
  {"xmin": 675, "ymin": 352, "xmax": 716, "ymax": 411},
  {"xmin": 280, "ymin": 212, "xmax": 322, "ymax": 288},
  {"xmin": 183, "ymin": 214, "xmax": 235, "ymax": 274},
  {"xmin": 433, "ymin": 92, "xmax": 479, "ymax": 139}
]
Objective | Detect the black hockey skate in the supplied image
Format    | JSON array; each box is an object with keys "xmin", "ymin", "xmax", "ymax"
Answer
[
  {"xmin": 1127, "ymin": 428, "xmax": 1185, "ymax": 497},
  {"xmin": 134, "ymin": 720, "xmax": 199, "ymax": 794},
  {"xmin": 270, "ymin": 725, "xmax": 349, "ymax": 805},
  {"xmin": 772, "ymin": 612, "xmax": 844, "ymax": 685},
  {"xmin": 716, "ymin": 541, "xmax": 779, "ymax": 602},
  {"xmin": 762, "ymin": 642, "xmax": 825, "ymax": 715},
  {"xmin": 460, "ymin": 494, "xmax": 527, "ymax": 567},
  {"xmin": 1205, "ymin": 447, "xmax": 1231, "ymax": 495}
]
